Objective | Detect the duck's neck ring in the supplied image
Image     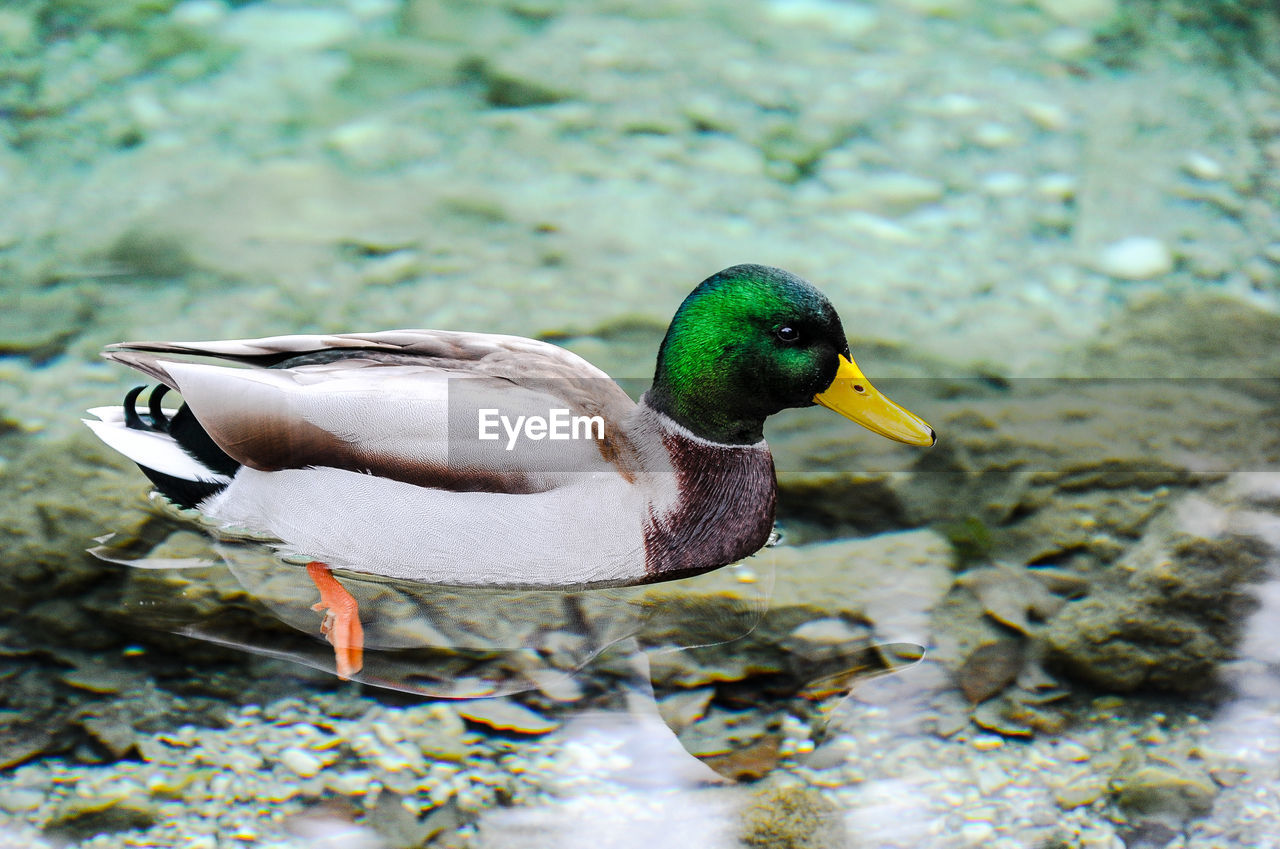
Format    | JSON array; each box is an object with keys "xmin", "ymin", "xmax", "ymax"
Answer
[
  {"xmin": 641, "ymin": 384, "xmax": 771, "ymax": 446},
  {"xmin": 638, "ymin": 395, "xmax": 768, "ymax": 451}
]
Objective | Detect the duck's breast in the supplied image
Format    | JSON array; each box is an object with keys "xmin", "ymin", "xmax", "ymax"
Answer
[{"xmin": 636, "ymin": 416, "xmax": 777, "ymax": 582}]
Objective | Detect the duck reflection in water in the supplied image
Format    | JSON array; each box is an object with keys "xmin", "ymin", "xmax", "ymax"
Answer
[{"xmin": 91, "ymin": 527, "xmax": 925, "ymax": 783}]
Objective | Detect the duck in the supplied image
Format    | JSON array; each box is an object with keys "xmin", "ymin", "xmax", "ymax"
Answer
[{"xmin": 85, "ymin": 264, "xmax": 934, "ymax": 679}]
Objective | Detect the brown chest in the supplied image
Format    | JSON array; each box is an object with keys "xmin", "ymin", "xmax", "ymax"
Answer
[{"xmin": 641, "ymin": 432, "xmax": 777, "ymax": 581}]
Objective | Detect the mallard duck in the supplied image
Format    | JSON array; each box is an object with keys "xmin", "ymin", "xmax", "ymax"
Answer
[{"xmin": 86, "ymin": 264, "xmax": 933, "ymax": 678}]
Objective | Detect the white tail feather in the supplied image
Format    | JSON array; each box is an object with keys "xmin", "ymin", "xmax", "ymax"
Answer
[{"xmin": 84, "ymin": 410, "xmax": 232, "ymax": 484}]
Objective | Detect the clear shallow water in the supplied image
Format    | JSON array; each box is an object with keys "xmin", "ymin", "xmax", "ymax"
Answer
[{"xmin": 4, "ymin": 0, "xmax": 1280, "ymax": 847}]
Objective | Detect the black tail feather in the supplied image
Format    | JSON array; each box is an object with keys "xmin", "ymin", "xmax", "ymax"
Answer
[
  {"xmin": 136, "ymin": 465, "xmax": 226, "ymax": 510},
  {"xmin": 122, "ymin": 384, "xmax": 240, "ymax": 507},
  {"xmin": 147, "ymin": 384, "xmax": 171, "ymax": 432},
  {"xmin": 123, "ymin": 385, "xmax": 147, "ymax": 430}
]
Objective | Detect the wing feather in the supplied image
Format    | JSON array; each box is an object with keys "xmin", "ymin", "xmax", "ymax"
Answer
[{"xmin": 103, "ymin": 331, "xmax": 640, "ymax": 493}]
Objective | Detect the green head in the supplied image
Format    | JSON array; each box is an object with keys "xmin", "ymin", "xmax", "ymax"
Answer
[
  {"xmin": 647, "ymin": 264, "xmax": 937, "ymax": 448},
  {"xmin": 648, "ymin": 265, "xmax": 852, "ymax": 444}
]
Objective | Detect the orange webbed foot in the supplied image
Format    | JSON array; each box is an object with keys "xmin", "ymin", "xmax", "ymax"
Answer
[{"xmin": 306, "ymin": 561, "xmax": 364, "ymax": 680}]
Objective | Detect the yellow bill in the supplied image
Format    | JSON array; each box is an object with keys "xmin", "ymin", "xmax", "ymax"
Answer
[{"xmin": 814, "ymin": 354, "xmax": 936, "ymax": 446}]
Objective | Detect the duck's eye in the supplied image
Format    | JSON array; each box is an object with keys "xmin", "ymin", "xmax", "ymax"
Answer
[{"xmin": 775, "ymin": 326, "xmax": 800, "ymax": 343}]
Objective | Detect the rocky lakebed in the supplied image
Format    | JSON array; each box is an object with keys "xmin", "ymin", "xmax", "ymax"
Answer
[{"xmin": 3, "ymin": 0, "xmax": 1280, "ymax": 847}]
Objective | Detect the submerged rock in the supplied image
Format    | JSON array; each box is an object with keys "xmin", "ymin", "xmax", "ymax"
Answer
[
  {"xmin": 0, "ymin": 286, "xmax": 95, "ymax": 362},
  {"xmin": 957, "ymin": 640, "xmax": 1025, "ymax": 704},
  {"xmin": 1054, "ymin": 770, "xmax": 1108, "ymax": 809},
  {"xmin": 1045, "ymin": 488, "xmax": 1273, "ymax": 693},
  {"xmin": 45, "ymin": 795, "xmax": 159, "ymax": 842},
  {"xmin": 956, "ymin": 563, "xmax": 1067, "ymax": 634},
  {"xmin": 0, "ymin": 431, "xmax": 151, "ymax": 645},
  {"xmin": 1114, "ymin": 760, "xmax": 1217, "ymax": 825},
  {"xmin": 700, "ymin": 734, "xmax": 783, "ymax": 783},
  {"xmin": 456, "ymin": 700, "xmax": 558, "ymax": 735},
  {"xmin": 218, "ymin": 6, "xmax": 359, "ymax": 53},
  {"xmin": 639, "ymin": 530, "xmax": 953, "ymax": 688},
  {"xmin": 0, "ymin": 721, "xmax": 57, "ymax": 770},
  {"xmin": 1081, "ymin": 290, "xmax": 1280, "ymax": 378},
  {"xmin": 657, "ymin": 687, "xmax": 715, "ymax": 734},
  {"xmin": 739, "ymin": 782, "xmax": 848, "ymax": 849}
]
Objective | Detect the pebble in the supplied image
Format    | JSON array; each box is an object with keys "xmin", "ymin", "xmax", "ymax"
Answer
[
  {"xmin": 766, "ymin": 0, "xmax": 880, "ymax": 37},
  {"xmin": 357, "ymin": 251, "xmax": 422, "ymax": 287},
  {"xmin": 1096, "ymin": 236, "xmax": 1174, "ymax": 280},
  {"xmin": 1043, "ymin": 27, "xmax": 1095, "ymax": 60},
  {"xmin": 1245, "ymin": 256, "xmax": 1277, "ymax": 287},
  {"xmin": 357, "ymin": 741, "xmax": 415, "ymax": 775},
  {"xmin": 349, "ymin": 0, "xmax": 398, "ymax": 19},
  {"xmin": 229, "ymin": 822, "xmax": 259, "ymax": 842},
  {"xmin": 280, "ymin": 748, "xmax": 323, "ymax": 779},
  {"xmin": 1116, "ymin": 763, "xmax": 1217, "ymax": 820},
  {"xmin": 1035, "ymin": 0, "xmax": 1118, "ymax": 27},
  {"xmin": 1079, "ymin": 825, "xmax": 1124, "ymax": 849},
  {"xmin": 423, "ymin": 704, "xmax": 467, "ymax": 740},
  {"xmin": 1056, "ymin": 741, "xmax": 1092, "ymax": 762},
  {"xmin": 1183, "ymin": 151, "xmax": 1226, "ymax": 181},
  {"xmin": 886, "ymin": 0, "xmax": 959, "ymax": 14},
  {"xmin": 1182, "ymin": 242, "xmax": 1232, "ymax": 280},
  {"xmin": 60, "ymin": 665, "xmax": 141, "ymax": 694},
  {"xmin": 261, "ymin": 781, "xmax": 300, "ymax": 803},
  {"xmin": 0, "ymin": 788, "xmax": 43, "ymax": 814},
  {"xmin": 980, "ymin": 172, "xmax": 1027, "ymax": 196},
  {"xmin": 170, "ymin": 0, "xmax": 229, "ymax": 29},
  {"xmin": 456, "ymin": 701, "xmax": 558, "ymax": 735},
  {"xmin": 960, "ymin": 820, "xmax": 995, "ymax": 844},
  {"xmin": 0, "ymin": 9, "xmax": 36, "ymax": 52},
  {"xmin": 1035, "ymin": 173, "xmax": 1078, "ymax": 201},
  {"xmin": 789, "ymin": 617, "xmax": 866, "ymax": 645},
  {"xmin": 1054, "ymin": 772, "xmax": 1108, "ymax": 808},
  {"xmin": 218, "ymin": 6, "xmax": 358, "ymax": 53},
  {"xmin": 1023, "ymin": 102, "xmax": 1071, "ymax": 132},
  {"xmin": 971, "ymin": 734, "xmax": 1005, "ymax": 752},
  {"xmin": 126, "ymin": 91, "xmax": 168, "ymax": 129},
  {"xmin": 975, "ymin": 763, "xmax": 1013, "ymax": 794},
  {"xmin": 690, "ymin": 136, "xmax": 765, "ymax": 177},
  {"xmin": 840, "ymin": 211, "xmax": 918, "ymax": 243},
  {"xmin": 657, "ymin": 688, "xmax": 714, "ymax": 734},
  {"xmin": 325, "ymin": 770, "xmax": 376, "ymax": 796},
  {"xmin": 972, "ymin": 122, "xmax": 1018, "ymax": 149},
  {"xmin": 932, "ymin": 93, "xmax": 982, "ymax": 117},
  {"xmin": 825, "ymin": 171, "xmax": 946, "ymax": 212},
  {"xmin": 958, "ymin": 641, "xmax": 1025, "ymax": 704},
  {"xmin": 327, "ymin": 120, "xmax": 398, "ymax": 168}
]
